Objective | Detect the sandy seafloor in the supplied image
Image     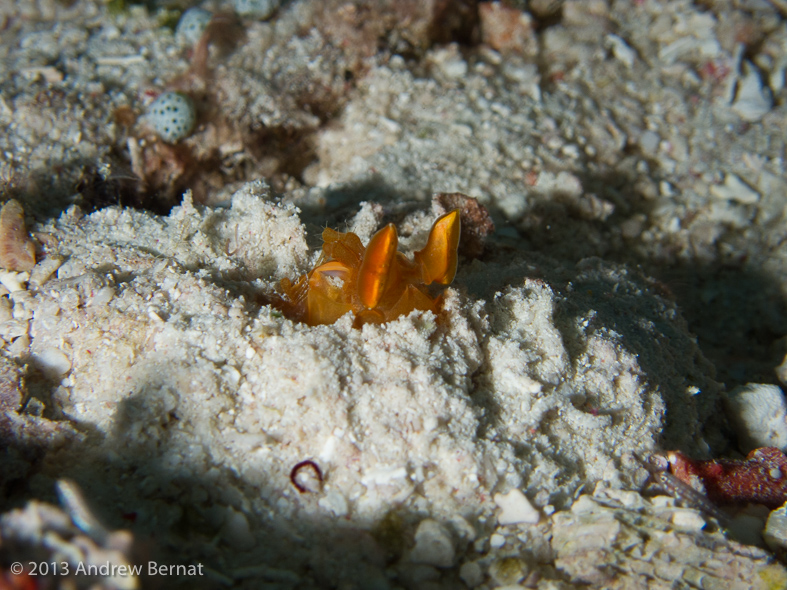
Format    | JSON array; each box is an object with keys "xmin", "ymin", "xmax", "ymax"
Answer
[{"xmin": 3, "ymin": 0, "xmax": 787, "ymax": 588}]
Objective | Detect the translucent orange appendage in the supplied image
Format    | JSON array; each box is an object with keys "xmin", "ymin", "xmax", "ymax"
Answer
[
  {"xmin": 322, "ymin": 228, "xmax": 363, "ymax": 268},
  {"xmin": 276, "ymin": 210, "xmax": 462, "ymax": 327},
  {"xmin": 414, "ymin": 209, "xmax": 460, "ymax": 285},
  {"xmin": 305, "ymin": 261, "xmax": 353, "ymax": 324},
  {"xmin": 358, "ymin": 224, "xmax": 397, "ymax": 309}
]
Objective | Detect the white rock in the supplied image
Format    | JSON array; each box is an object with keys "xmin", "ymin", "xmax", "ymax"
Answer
[
  {"xmin": 732, "ymin": 63, "xmax": 773, "ymax": 121},
  {"xmin": 89, "ymin": 286, "xmax": 115, "ymax": 307},
  {"xmin": 709, "ymin": 173, "xmax": 760, "ymax": 205},
  {"xmin": 659, "ymin": 36, "xmax": 720, "ymax": 64},
  {"xmin": 0, "ymin": 271, "xmax": 28, "ymax": 293},
  {"xmin": 605, "ymin": 34, "xmax": 636, "ymax": 68},
  {"xmin": 494, "ymin": 489, "xmax": 541, "ymax": 525},
  {"xmin": 639, "ymin": 130, "xmax": 660, "ymax": 153},
  {"xmin": 489, "ymin": 533, "xmax": 506, "ymax": 549},
  {"xmin": 764, "ymin": 503, "xmax": 787, "ymax": 551},
  {"xmin": 28, "ymin": 255, "xmax": 62, "ymax": 287},
  {"xmin": 724, "ymin": 383, "xmax": 787, "ymax": 452},
  {"xmin": 222, "ymin": 508, "xmax": 255, "ymax": 551},
  {"xmin": 670, "ymin": 509, "xmax": 706, "ymax": 531},
  {"xmin": 34, "ymin": 347, "xmax": 71, "ymax": 377},
  {"xmin": 410, "ymin": 519, "xmax": 455, "ymax": 568},
  {"xmin": 430, "ymin": 45, "xmax": 468, "ymax": 79},
  {"xmin": 459, "ymin": 561, "xmax": 484, "ymax": 588},
  {"xmin": 361, "ymin": 465, "xmax": 407, "ymax": 486},
  {"xmin": 318, "ymin": 489, "xmax": 348, "ymax": 518}
]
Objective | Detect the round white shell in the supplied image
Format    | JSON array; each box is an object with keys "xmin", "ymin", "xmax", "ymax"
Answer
[
  {"xmin": 146, "ymin": 91, "xmax": 196, "ymax": 143},
  {"xmin": 176, "ymin": 7, "xmax": 212, "ymax": 45}
]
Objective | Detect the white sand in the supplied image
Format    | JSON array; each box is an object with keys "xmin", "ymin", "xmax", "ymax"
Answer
[{"xmin": 0, "ymin": 181, "xmax": 730, "ymax": 585}]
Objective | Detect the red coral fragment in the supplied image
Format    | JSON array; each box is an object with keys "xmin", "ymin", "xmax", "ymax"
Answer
[{"xmin": 668, "ymin": 447, "xmax": 787, "ymax": 509}]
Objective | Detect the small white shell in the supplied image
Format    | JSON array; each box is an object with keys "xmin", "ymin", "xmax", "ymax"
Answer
[
  {"xmin": 146, "ymin": 92, "xmax": 196, "ymax": 143},
  {"xmin": 176, "ymin": 7, "xmax": 212, "ymax": 45}
]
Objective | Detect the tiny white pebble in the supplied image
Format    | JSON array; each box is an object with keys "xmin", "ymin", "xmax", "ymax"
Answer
[
  {"xmin": 671, "ymin": 509, "xmax": 706, "ymax": 531},
  {"xmin": 489, "ymin": 533, "xmax": 506, "ymax": 549},
  {"xmin": 494, "ymin": 488, "xmax": 541, "ymax": 525},
  {"xmin": 771, "ymin": 468, "xmax": 782, "ymax": 480}
]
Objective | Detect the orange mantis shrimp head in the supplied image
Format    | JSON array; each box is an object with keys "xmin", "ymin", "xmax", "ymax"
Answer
[{"xmin": 276, "ymin": 210, "xmax": 461, "ymax": 327}]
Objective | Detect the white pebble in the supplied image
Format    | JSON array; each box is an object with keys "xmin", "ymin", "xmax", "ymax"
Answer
[
  {"xmin": 764, "ymin": 504, "xmax": 787, "ymax": 551},
  {"xmin": 318, "ymin": 489, "xmax": 348, "ymax": 517},
  {"xmin": 639, "ymin": 130, "xmax": 660, "ymax": 153},
  {"xmin": 489, "ymin": 533, "xmax": 506, "ymax": 548},
  {"xmin": 494, "ymin": 488, "xmax": 541, "ymax": 525},
  {"xmin": 0, "ymin": 271, "xmax": 28, "ymax": 293},
  {"xmin": 28, "ymin": 256, "xmax": 63, "ymax": 287},
  {"xmin": 409, "ymin": 519, "xmax": 455, "ymax": 568},
  {"xmin": 605, "ymin": 34, "xmax": 636, "ymax": 68},
  {"xmin": 223, "ymin": 508, "xmax": 255, "ymax": 550},
  {"xmin": 725, "ymin": 383, "xmax": 787, "ymax": 452},
  {"xmin": 34, "ymin": 347, "xmax": 71, "ymax": 377},
  {"xmin": 430, "ymin": 46, "xmax": 468, "ymax": 79},
  {"xmin": 670, "ymin": 509, "xmax": 706, "ymax": 531},
  {"xmin": 732, "ymin": 63, "xmax": 773, "ymax": 121},
  {"xmin": 709, "ymin": 173, "xmax": 760, "ymax": 205},
  {"xmin": 459, "ymin": 561, "xmax": 484, "ymax": 588},
  {"xmin": 361, "ymin": 465, "xmax": 407, "ymax": 486},
  {"xmin": 89, "ymin": 286, "xmax": 115, "ymax": 307}
]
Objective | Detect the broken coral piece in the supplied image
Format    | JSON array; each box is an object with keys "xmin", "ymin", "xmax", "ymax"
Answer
[
  {"xmin": 667, "ymin": 447, "xmax": 787, "ymax": 509},
  {"xmin": 0, "ymin": 199, "xmax": 36, "ymax": 272},
  {"xmin": 277, "ymin": 210, "xmax": 460, "ymax": 327}
]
